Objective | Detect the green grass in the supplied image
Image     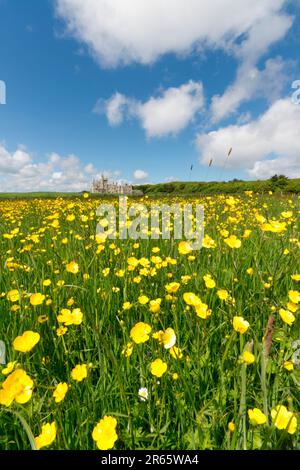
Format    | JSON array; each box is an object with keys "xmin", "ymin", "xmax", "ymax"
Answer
[
  {"xmin": 0, "ymin": 192, "xmax": 82, "ymax": 200},
  {"xmin": 0, "ymin": 193, "xmax": 299, "ymax": 450}
]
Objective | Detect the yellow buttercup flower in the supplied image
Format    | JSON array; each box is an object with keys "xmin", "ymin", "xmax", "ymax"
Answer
[
  {"xmin": 279, "ymin": 308, "xmax": 295, "ymax": 326},
  {"xmin": 233, "ymin": 316, "xmax": 249, "ymax": 334},
  {"xmin": 10, "ymin": 305, "xmax": 20, "ymax": 313},
  {"xmin": 122, "ymin": 301, "xmax": 132, "ymax": 311},
  {"xmin": 122, "ymin": 342, "xmax": 134, "ymax": 358},
  {"xmin": 138, "ymin": 295, "xmax": 149, "ymax": 305},
  {"xmin": 165, "ymin": 282, "xmax": 180, "ymax": 294},
  {"xmin": 291, "ymin": 274, "xmax": 300, "ymax": 281},
  {"xmin": 149, "ymin": 298, "xmax": 162, "ymax": 313},
  {"xmin": 287, "ymin": 302, "xmax": 298, "ymax": 313},
  {"xmin": 224, "ymin": 235, "xmax": 241, "ymax": 249},
  {"xmin": 243, "ymin": 229, "xmax": 252, "ymax": 239},
  {"xmin": 217, "ymin": 289, "xmax": 229, "ymax": 301},
  {"xmin": 53, "ymin": 382, "xmax": 69, "ymax": 403},
  {"xmin": 57, "ymin": 308, "xmax": 83, "ymax": 326},
  {"xmin": 66, "ymin": 261, "xmax": 79, "ymax": 274},
  {"xmin": 283, "ymin": 361, "xmax": 294, "ymax": 371},
  {"xmin": 92, "ymin": 416, "xmax": 118, "ymax": 450},
  {"xmin": 228, "ymin": 422, "xmax": 235, "ymax": 432},
  {"xmin": 127, "ymin": 257, "xmax": 139, "ymax": 269},
  {"xmin": 35, "ymin": 422, "xmax": 56, "ymax": 450},
  {"xmin": 38, "ymin": 315, "xmax": 48, "ymax": 324},
  {"xmin": 150, "ymin": 359, "xmax": 168, "ymax": 377},
  {"xmin": 7, "ymin": 289, "xmax": 20, "ymax": 302},
  {"xmin": 195, "ymin": 302, "xmax": 212, "ymax": 319},
  {"xmin": 1, "ymin": 361, "xmax": 16, "ymax": 375},
  {"xmin": 183, "ymin": 292, "xmax": 201, "ymax": 306},
  {"xmin": 153, "ymin": 328, "xmax": 176, "ymax": 349},
  {"xmin": 181, "ymin": 275, "xmax": 191, "ymax": 284},
  {"xmin": 30, "ymin": 293, "xmax": 45, "ymax": 306},
  {"xmin": 71, "ymin": 364, "xmax": 88, "ymax": 382},
  {"xmin": 203, "ymin": 274, "xmax": 216, "ymax": 289},
  {"xmin": 13, "ymin": 331, "xmax": 40, "ymax": 353},
  {"xmin": 0, "ymin": 369, "xmax": 33, "ymax": 406},
  {"xmin": 67, "ymin": 297, "xmax": 75, "ymax": 307},
  {"xmin": 261, "ymin": 220, "xmax": 286, "ymax": 233},
  {"xmin": 202, "ymin": 235, "xmax": 216, "ymax": 249},
  {"xmin": 271, "ymin": 405, "xmax": 297, "ymax": 434},
  {"xmin": 288, "ymin": 290, "xmax": 300, "ymax": 304},
  {"xmin": 56, "ymin": 326, "xmax": 68, "ymax": 336},
  {"xmin": 220, "ymin": 229, "xmax": 229, "ymax": 238},
  {"xmin": 248, "ymin": 408, "xmax": 267, "ymax": 425},
  {"xmin": 241, "ymin": 351, "xmax": 255, "ymax": 365},
  {"xmin": 130, "ymin": 322, "xmax": 152, "ymax": 344},
  {"xmin": 178, "ymin": 241, "xmax": 193, "ymax": 255}
]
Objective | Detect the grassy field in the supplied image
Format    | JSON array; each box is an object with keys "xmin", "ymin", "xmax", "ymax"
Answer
[
  {"xmin": 0, "ymin": 193, "xmax": 299, "ymax": 450},
  {"xmin": 0, "ymin": 192, "xmax": 81, "ymax": 200}
]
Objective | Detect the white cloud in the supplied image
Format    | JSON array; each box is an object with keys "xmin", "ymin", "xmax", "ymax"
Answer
[
  {"xmin": 248, "ymin": 157, "xmax": 300, "ymax": 179},
  {"xmin": 0, "ymin": 144, "xmax": 120, "ymax": 192},
  {"xmin": 55, "ymin": 0, "xmax": 292, "ymax": 68},
  {"xmin": 196, "ymin": 98, "xmax": 300, "ymax": 178},
  {"xmin": 137, "ymin": 81, "xmax": 204, "ymax": 138},
  {"xmin": 209, "ymin": 6, "xmax": 293, "ymax": 123},
  {"xmin": 211, "ymin": 57, "xmax": 291, "ymax": 122},
  {"xmin": 84, "ymin": 163, "xmax": 95, "ymax": 174},
  {"xmin": 164, "ymin": 176, "xmax": 179, "ymax": 182},
  {"xmin": 134, "ymin": 169, "xmax": 148, "ymax": 180},
  {"xmin": 94, "ymin": 92, "xmax": 129, "ymax": 126},
  {"xmin": 52, "ymin": 172, "xmax": 63, "ymax": 180},
  {"xmin": 232, "ymin": 10, "xmax": 292, "ymax": 64},
  {"xmin": 101, "ymin": 80, "xmax": 204, "ymax": 138},
  {"xmin": 0, "ymin": 145, "xmax": 32, "ymax": 174}
]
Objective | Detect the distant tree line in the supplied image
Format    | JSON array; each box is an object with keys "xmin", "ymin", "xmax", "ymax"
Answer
[{"xmin": 135, "ymin": 176, "xmax": 300, "ymax": 195}]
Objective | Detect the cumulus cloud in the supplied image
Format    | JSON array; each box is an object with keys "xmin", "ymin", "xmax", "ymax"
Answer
[
  {"xmin": 211, "ymin": 57, "xmax": 291, "ymax": 122},
  {"xmin": 196, "ymin": 98, "xmax": 300, "ymax": 179},
  {"xmin": 248, "ymin": 157, "xmax": 300, "ymax": 180},
  {"xmin": 0, "ymin": 145, "xmax": 32, "ymax": 174},
  {"xmin": 137, "ymin": 81, "xmax": 204, "ymax": 138},
  {"xmin": 55, "ymin": 0, "xmax": 292, "ymax": 68},
  {"xmin": 100, "ymin": 81, "xmax": 204, "ymax": 138},
  {"xmin": 210, "ymin": 8, "xmax": 293, "ymax": 123},
  {"xmin": 0, "ymin": 144, "xmax": 119, "ymax": 192},
  {"xmin": 94, "ymin": 92, "xmax": 129, "ymax": 126},
  {"xmin": 134, "ymin": 169, "xmax": 148, "ymax": 180}
]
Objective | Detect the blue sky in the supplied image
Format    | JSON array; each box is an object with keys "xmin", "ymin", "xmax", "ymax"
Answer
[{"xmin": 0, "ymin": 0, "xmax": 300, "ymax": 191}]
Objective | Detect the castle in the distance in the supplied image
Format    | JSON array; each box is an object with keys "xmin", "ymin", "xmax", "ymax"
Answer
[{"xmin": 91, "ymin": 174, "xmax": 133, "ymax": 194}]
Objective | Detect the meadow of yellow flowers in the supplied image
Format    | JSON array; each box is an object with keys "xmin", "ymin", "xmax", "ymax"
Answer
[{"xmin": 0, "ymin": 192, "xmax": 299, "ymax": 450}]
